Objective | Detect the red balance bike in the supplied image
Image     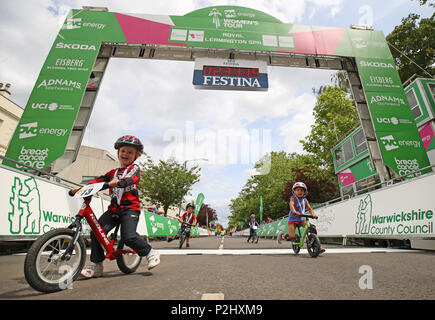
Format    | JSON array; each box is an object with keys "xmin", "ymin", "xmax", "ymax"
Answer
[{"xmin": 24, "ymin": 182, "xmax": 142, "ymax": 293}]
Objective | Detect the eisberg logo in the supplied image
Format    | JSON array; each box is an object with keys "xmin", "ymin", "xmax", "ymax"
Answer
[
  {"xmin": 56, "ymin": 42, "xmax": 97, "ymax": 51},
  {"xmin": 360, "ymin": 60, "xmax": 395, "ymax": 68}
]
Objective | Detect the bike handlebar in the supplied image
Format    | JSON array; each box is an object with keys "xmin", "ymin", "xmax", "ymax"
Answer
[
  {"xmin": 298, "ymin": 214, "xmax": 318, "ymax": 219},
  {"xmin": 68, "ymin": 182, "xmax": 110, "ymax": 197}
]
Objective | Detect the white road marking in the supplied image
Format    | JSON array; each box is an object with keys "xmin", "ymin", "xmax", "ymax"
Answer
[
  {"xmin": 202, "ymin": 293, "xmax": 224, "ymax": 300},
  {"xmin": 14, "ymin": 247, "xmax": 417, "ymax": 256}
]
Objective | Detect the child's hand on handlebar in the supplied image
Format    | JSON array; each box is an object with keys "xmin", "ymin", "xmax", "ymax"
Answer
[
  {"xmin": 71, "ymin": 186, "xmax": 81, "ymax": 194},
  {"xmin": 108, "ymin": 179, "xmax": 119, "ymax": 188}
]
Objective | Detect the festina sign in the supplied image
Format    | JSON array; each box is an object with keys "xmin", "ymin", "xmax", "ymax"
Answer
[{"xmin": 193, "ymin": 58, "xmax": 268, "ymax": 91}]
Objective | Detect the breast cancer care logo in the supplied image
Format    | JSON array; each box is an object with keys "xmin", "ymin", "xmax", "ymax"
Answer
[
  {"xmin": 355, "ymin": 194, "xmax": 372, "ymax": 235},
  {"xmin": 8, "ymin": 177, "xmax": 42, "ymax": 234}
]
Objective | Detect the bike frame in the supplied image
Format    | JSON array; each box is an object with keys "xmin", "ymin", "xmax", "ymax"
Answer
[
  {"xmin": 68, "ymin": 198, "xmax": 136, "ymax": 260},
  {"xmin": 293, "ymin": 219, "xmax": 312, "ymax": 247}
]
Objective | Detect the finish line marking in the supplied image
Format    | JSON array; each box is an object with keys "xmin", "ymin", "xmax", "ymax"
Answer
[
  {"xmin": 150, "ymin": 248, "xmax": 417, "ymax": 255},
  {"xmin": 15, "ymin": 248, "xmax": 417, "ymax": 256},
  {"xmin": 201, "ymin": 293, "xmax": 225, "ymax": 300}
]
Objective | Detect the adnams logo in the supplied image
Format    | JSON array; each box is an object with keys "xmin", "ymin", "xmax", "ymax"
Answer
[{"xmin": 37, "ymin": 79, "xmax": 82, "ymax": 91}]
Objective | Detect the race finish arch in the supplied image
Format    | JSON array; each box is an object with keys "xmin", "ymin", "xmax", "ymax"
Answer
[{"xmin": 4, "ymin": 5, "xmax": 431, "ymax": 182}]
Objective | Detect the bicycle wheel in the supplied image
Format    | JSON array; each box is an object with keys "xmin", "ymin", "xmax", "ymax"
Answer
[
  {"xmin": 24, "ymin": 228, "xmax": 86, "ymax": 293},
  {"xmin": 292, "ymin": 242, "xmax": 301, "ymax": 254},
  {"xmin": 179, "ymin": 234, "xmax": 186, "ymax": 249},
  {"xmin": 116, "ymin": 240, "xmax": 142, "ymax": 274},
  {"xmin": 306, "ymin": 233, "xmax": 321, "ymax": 258}
]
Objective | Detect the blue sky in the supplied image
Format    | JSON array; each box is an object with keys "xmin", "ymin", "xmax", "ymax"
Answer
[{"xmin": 1, "ymin": 0, "xmax": 433, "ymax": 227}]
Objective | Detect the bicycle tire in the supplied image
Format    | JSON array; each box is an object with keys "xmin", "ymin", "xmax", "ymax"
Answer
[
  {"xmin": 292, "ymin": 242, "xmax": 301, "ymax": 254},
  {"xmin": 24, "ymin": 228, "xmax": 86, "ymax": 293},
  {"xmin": 116, "ymin": 240, "xmax": 142, "ymax": 274},
  {"xmin": 179, "ymin": 234, "xmax": 186, "ymax": 249},
  {"xmin": 307, "ymin": 233, "xmax": 321, "ymax": 258}
]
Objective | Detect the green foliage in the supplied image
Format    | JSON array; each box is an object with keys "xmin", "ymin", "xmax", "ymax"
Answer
[
  {"xmin": 386, "ymin": 12, "xmax": 435, "ymax": 82},
  {"xmin": 138, "ymin": 157, "xmax": 201, "ymax": 216},
  {"xmin": 228, "ymin": 152, "xmax": 336, "ymax": 227},
  {"xmin": 300, "ymin": 86, "xmax": 359, "ymax": 173}
]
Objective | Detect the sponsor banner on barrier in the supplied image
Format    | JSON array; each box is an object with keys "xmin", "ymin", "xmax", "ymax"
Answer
[
  {"xmin": 0, "ymin": 166, "xmax": 208, "ymax": 239},
  {"xmin": 143, "ymin": 211, "xmax": 200, "ymax": 237},
  {"xmin": 251, "ymin": 172, "xmax": 435, "ymax": 239}
]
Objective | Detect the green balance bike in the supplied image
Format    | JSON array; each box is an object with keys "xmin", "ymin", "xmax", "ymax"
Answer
[{"xmin": 284, "ymin": 214, "xmax": 321, "ymax": 258}]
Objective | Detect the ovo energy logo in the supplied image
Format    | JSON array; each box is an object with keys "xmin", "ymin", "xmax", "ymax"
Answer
[
  {"xmin": 18, "ymin": 122, "xmax": 68, "ymax": 140},
  {"xmin": 379, "ymin": 135, "xmax": 399, "ymax": 151},
  {"xmin": 62, "ymin": 18, "xmax": 106, "ymax": 30},
  {"xmin": 379, "ymin": 134, "xmax": 421, "ymax": 151}
]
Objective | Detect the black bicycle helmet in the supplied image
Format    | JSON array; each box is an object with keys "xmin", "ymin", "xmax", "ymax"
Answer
[
  {"xmin": 186, "ymin": 203, "xmax": 195, "ymax": 210},
  {"xmin": 114, "ymin": 135, "xmax": 144, "ymax": 153}
]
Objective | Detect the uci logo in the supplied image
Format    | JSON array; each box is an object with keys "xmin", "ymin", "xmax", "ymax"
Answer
[{"xmin": 19, "ymin": 122, "xmax": 38, "ymax": 139}]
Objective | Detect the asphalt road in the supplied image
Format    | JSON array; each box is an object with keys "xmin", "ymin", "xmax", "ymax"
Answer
[{"xmin": 0, "ymin": 236, "xmax": 434, "ymax": 300}]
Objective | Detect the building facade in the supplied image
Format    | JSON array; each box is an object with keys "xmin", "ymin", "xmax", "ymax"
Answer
[{"xmin": 0, "ymin": 84, "xmax": 23, "ymax": 160}]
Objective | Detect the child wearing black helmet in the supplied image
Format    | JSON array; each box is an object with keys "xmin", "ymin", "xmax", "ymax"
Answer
[
  {"xmin": 167, "ymin": 203, "xmax": 197, "ymax": 248},
  {"xmin": 71, "ymin": 135, "xmax": 160, "ymax": 278}
]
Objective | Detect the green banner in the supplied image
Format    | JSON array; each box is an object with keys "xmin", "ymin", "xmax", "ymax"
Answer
[
  {"xmin": 352, "ymin": 35, "xmax": 431, "ymax": 179},
  {"xmin": 143, "ymin": 211, "xmax": 199, "ymax": 236},
  {"xmin": 3, "ymin": 10, "xmax": 126, "ymax": 170}
]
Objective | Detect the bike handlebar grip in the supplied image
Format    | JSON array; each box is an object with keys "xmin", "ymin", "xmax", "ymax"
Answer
[{"xmin": 68, "ymin": 190, "xmax": 75, "ymax": 197}]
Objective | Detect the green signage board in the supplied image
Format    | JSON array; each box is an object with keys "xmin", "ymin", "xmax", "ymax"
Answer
[
  {"xmin": 4, "ymin": 5, "xmax": 430, "ymax": 181},
  {"xmin": 143, "ymin": 211, "xmax": 199, "ymax": 237}
]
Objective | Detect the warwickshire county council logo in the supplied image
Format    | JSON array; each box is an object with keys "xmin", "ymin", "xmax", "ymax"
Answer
[
  {"xmin": 355, "ymin": 194, "xmax": 372, "ymax": 235},
  {"xmin": 8, "ymin": 177, "xmax": 42, "ymax": 234}
]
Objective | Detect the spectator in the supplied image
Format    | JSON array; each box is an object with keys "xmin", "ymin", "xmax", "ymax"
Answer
[{"xmin": 151, "ymin": 204, "xmax": 162, "ymax": 215}]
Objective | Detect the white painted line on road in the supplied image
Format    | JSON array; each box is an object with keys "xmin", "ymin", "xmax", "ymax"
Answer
[
  {"xmin": 151, "ymin": 248, "xmax": 416, "ymax": 255},
  {"xmin": 14, "ymin": 247, "xmax": 417, "ymax": 256},
  {"xmin": 201, "ymin": 293, "xmax": 224, "ymax": 300},
  {"xmin": 218, "ymin": 238, "xmax": 224, "ymax": 250}
]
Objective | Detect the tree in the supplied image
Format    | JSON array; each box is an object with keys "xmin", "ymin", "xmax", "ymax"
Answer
[
  {"xmin": 386, "ymin": 12, "xmax": 435, "ymax": 82},
  {"xmin": 228, "ymin": 151, "xmax": 338, "ymax": 226},
  {"xmin": 282, "ymin": 168, "xmax": 339, "ymax": 205},
  {"xmin": 196, "ymin": 203, "xmax": 218, "ymax": 227},
  {"xmin": 138, "ymin": 157, "xmax": 201, "ymax": 216},
  {"xmin": 300, "ymin": 86, "xmax": 359, "ymax": 173}
]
